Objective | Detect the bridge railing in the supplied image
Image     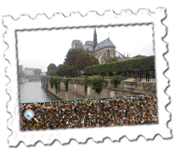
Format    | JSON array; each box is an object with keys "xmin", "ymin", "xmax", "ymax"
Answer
[{"xmin": 21, "ymin": 93, "xmax": 156, "ymax": 105}]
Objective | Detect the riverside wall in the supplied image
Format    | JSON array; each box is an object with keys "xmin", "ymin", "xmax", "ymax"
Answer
[{"xmin": 43, "ymin": 78, "xmax": 156, "ymax": 100}]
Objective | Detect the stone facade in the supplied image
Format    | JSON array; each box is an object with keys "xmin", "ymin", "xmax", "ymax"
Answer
[
  {"xmin": 71, "ymin": 40, "xmax": 83, "ymax": 49},
  {"xmin": 44, "ymin": 79, "xmax": 156, "ymax": 100},
  {"xmin": 71, "ymin": 28, "xmax": 130, "ymax": 64},
  {"xmin": 24, "ymin": 68, "xmax": 35, "ymax": 76},
  {"xmin": 91, "ymin": 47, "xmax": 116, "ymax": 64}
]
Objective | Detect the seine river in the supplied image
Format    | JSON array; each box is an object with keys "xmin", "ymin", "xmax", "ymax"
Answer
[{"xmin": 19, "ymin": 81, "xmax": 59, "ymax": 103}]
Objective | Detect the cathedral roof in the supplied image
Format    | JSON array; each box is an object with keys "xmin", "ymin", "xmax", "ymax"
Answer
[
  {"xmin": 94, "ymin": 38, "xmax": 115, "ymax": 51},
  {"xmin": 83, "ymin": 45, "xmax": 93, "ymax": 52}
]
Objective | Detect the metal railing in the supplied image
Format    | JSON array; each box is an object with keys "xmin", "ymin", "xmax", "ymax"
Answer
[{"xmin": 21, "ymin": 93, "xmax": 156, "ymax": 105}]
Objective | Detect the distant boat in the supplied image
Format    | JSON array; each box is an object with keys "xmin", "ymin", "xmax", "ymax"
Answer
[{"xmin": 19, "ymin": 78, "xmax": 29, "ymax": 83}]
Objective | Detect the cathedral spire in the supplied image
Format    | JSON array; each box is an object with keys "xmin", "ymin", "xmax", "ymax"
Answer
[{"xmin": 93, "ymin": 27, "xmax": 97, "ymax": 49}]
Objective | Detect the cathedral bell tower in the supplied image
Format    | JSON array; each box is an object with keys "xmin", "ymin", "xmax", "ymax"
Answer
[{"xmin": 93, "ymin": 27, "xmax": 97, "ymax": 49}]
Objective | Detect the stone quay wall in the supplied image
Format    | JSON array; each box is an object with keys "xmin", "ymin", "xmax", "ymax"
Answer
[{"xmin": 43, "ymin": 78, "xmax": 156, "ymax": 100}]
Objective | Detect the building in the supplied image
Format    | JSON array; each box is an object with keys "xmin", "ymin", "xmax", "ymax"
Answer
[
  {"xmin": 24, "ymin": 68, "xmax": 35, "ymax": 76},
  {"xmin": 19, "ymin": 65, "xmax": 23, "ymax": 73},
  {"xmin": 71, "ymin": 40, "xmax": 83, "ymax": 49},
  {"xmin": 18, "ymin": 65, "xmax": 24, "ymax": 80},
  {"xmin": 40, "ymin": 72, "xmax": 46, "ymax": 76},
  {"xmin": 71, "ymin": 27, "xmax": 130, "ymax": 64}
]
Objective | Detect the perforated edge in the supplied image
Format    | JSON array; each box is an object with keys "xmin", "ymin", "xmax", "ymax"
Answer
[
  {"xmin": 0, "ymin": 4, "xmax": 174, "ymax": 150},
  {"xmin": 0, "ymin": 19, "xmax": 12, "ymax": 150}
]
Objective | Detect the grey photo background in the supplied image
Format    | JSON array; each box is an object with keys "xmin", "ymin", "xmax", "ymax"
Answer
[{"xmin": 0, "ymin": 5, "xmax": 174, "ymax": 150}]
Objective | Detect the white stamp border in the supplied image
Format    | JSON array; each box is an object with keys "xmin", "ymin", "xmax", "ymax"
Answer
[{"xmin": 0, "ymin": 5, "xmax": 170, "ymax": 150}]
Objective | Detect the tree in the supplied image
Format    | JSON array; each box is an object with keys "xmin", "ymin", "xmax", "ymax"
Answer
[
  {"xmin": 46, "ymin": 70, "xmax": 56, "ymax": 76},
  {"xmin": 64, "ymin": 49, "xmax": 84, "ymax": 66},
  {"xmin": 56, "ymin": 64, "xmax": 77, "ymax": 77},
  {"xmin": 76, "ymin": 52, "xmax": 94, "ymax": 71},
  {"xmin": 106, "ymin": 57, "xmax": 118, "ymax": 63},
  {"xmin": 90, "ymin": 55, "xmax": 99, "ymax": 65},
  {"xmin": 47, "ymin": 63, "xmax": 57, "ymax": 71},
  {"xmin": 33, "ymin": 68, "xmax": 42, "ymax": 76}
]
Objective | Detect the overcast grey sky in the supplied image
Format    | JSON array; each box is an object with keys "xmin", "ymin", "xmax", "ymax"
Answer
[{"xmin": 17, "ymin": 25, "xmax": 154, "ymax": 72}]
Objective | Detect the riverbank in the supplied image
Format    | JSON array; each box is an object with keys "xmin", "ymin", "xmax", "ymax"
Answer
[{"xmin": 43, "ymin": 77, "xmax": 156, "ymax": 101}]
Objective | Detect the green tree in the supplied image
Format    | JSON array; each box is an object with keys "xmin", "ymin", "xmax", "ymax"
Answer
[
  {"xmin": 84, "ymin": 56, "xmax": 155, "ymax": 75},
  {"xmin": 64, "ymin": 49, "xmax": 84, "ymax": 66},
  {"xmin": 47, "ymin": 63, "xmax": 57, "ymax": 71},
  {"xmin": 69, "ymin": 66, "xmax": 77, "ymax": 77},
  {"xmin": 56, "ymin": 64, "xmax": 77, "ymax": 77},
  {"xmin": 112, "ymin": 75, "xmax": 125, "ymax": 88},
  {"xmin": 90, "ymin": 55, "xmax": 99, "ymax": 65},
  {"xmin": 106, "ymin": 57, "xmax": 118, "ymax": 63},
  {"xmin": 33, "ymin": 68, "xmax": 42, "ymax": 76},
  {"xmin": 46, "ymin": 70, "xmax": 56, "ymax": 76},
  {"xmin": 76, "ymin": 52, "xmax": 94, "ymax": 71},
  {"xmin": 91, "ymin": 77, "xmax": 103, "ymax": 93}
]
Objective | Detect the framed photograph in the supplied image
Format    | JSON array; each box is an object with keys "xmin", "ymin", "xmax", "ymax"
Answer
[{"xmin": 3, "ymin": 8, "xmax": 170, "ymax": 146}]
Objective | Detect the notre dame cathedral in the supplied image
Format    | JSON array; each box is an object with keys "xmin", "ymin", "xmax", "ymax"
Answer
[{"xmin": 71, "ymin": 27, "xmax": 130, "ymax": 64}]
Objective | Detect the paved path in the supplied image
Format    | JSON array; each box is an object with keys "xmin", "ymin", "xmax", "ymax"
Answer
[{"xmin": 124, "ymin": 78, "xmax": 156, "ymax": 82}]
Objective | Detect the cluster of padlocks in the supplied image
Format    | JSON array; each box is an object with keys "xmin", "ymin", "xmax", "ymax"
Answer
[{"xmin": 20, "ymin": 94, "xmax": 158, "ymax": 131}]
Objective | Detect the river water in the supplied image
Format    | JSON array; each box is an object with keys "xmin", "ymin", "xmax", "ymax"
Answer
[{"xmin": 19, "ymin": 81, "xmax": 59, "ymax": 103}]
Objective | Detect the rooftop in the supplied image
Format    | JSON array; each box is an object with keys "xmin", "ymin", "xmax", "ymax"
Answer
[
  {"xmin": 83, "ymin": 45, "xmax": 93, "ymax": 52},
  {"xmin": 94, "ymin": 38, "xmax": 116, "ymax": 51}
]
